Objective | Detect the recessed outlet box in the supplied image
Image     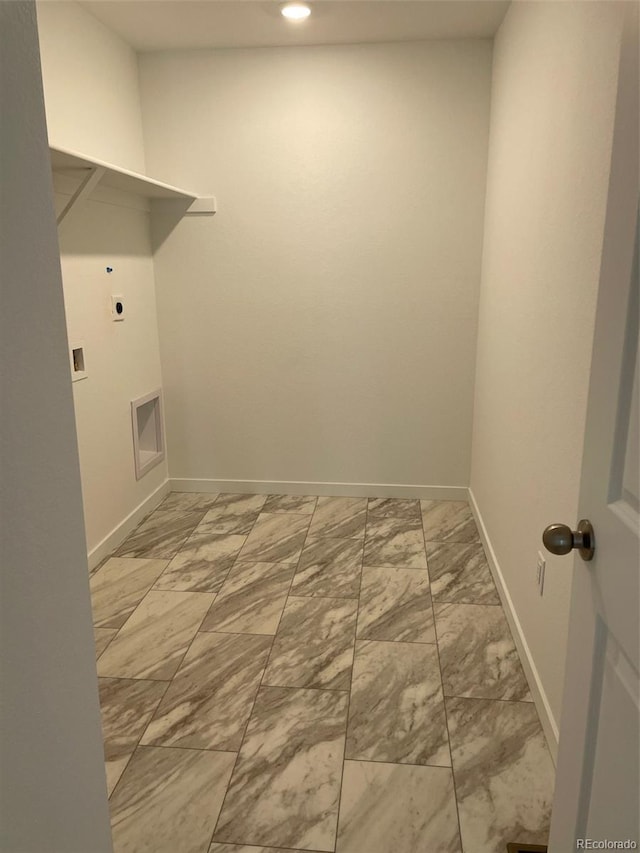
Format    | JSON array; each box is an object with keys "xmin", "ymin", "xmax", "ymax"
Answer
[
  {"xmin": 69, "ymin": 343, "xmax": 87, "ymax": 382},
  {"xmin": 111, "ymin": 295, "xmax": 125, "ymax": 321},
  {"xmin": 537, "ymin": 551, "xmax": 546, "ymax": 596}
]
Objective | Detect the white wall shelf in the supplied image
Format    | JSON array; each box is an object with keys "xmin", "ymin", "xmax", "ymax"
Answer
[{"xmin": 50, "ymin": 145, "xmax": 216, "ymax": 225}]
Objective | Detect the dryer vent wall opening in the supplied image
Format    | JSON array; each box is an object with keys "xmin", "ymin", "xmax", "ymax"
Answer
[{"xmin": 131, "ymin": 389, "xmax": 165, "ymax": 480}]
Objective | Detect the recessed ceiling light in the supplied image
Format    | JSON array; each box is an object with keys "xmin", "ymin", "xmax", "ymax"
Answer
[{"xmin": 281, "ymin": 3, "xmax": 311, "ymax": 21}]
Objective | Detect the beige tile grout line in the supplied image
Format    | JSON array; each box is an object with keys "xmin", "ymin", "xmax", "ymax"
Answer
[
  {"xmin": 342, "ymin": 498, "xmax": 466, "ymax": 851},
  {"xmin": 421, "ymin": 499, "xmax": 466, "ymax": 853},
  {"xmin": 331, "ymin": 497, "xmax": 367, "ymax": 853},
  {"xmin": 205, "ymin": 494, "xmax": 323, "ymax": 851},
  {"xmin": 105, "ymin": 675, "xmax": 173, "ymax": 805},
  {"xmin": 422, "ymin": 506, "xmax": 542, "ymax": 851},
  {"xmin": 424, "ymin": 508, "xmax": 539, "ymax": 824},
  {"xmin": 206, "ymin": 495, "xmax": 368, "ymax": 852}
]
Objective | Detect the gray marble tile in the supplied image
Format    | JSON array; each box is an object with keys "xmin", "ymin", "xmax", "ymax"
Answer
[
  {"xmin": 306, "ymin": 496, "xmax": 367, "ymax": 540},
  {"xmin": 90, "ymin": 555, "xmax": 110, "ymax": 576},
  {"xmin": 446, "ymin": 697, "xmax": 554, "ymax": 853},
  {"xmin": 90, "ymin": 557, "xmax": 168, "ymax": 628},
  {"xmin": 98, "ymin": 677, "xmax": 167, "ymax": 796},
  {"xmin": 336, "ymin": 761, "xmax": 461, "ymax": 853},
  {"xmin": 357, "ymin": 567, "xmax": 435, "ymax": 643},
  {"xmin": 366, "ymin": 515, "xmax": 422, "ymax": 537},
  {"xmin": 210, "ymin": 847, "xmax": 313, "ymax": 853},
  {"xmin": 364, "ymin": 517, "xmax": 427, "ymax": 569},
  {"xmin": 263, "ymin": 596, "xmax": 357, "ymax": 691},
  {"xmin": 97, "ymin": 590, "xmax": 214, "ymax": 681},
  {"xmin": 110, "ymin": 746, "xmax": 235, "ymax": 853},
  {"xmin": 367, "ymin": 497, "xmax": 421, "ymax": 519},
  {"xmin": 291, "ymin": 537, "xmax": 363, "ymax": 598},
  {"xmin": 152, "ymin": 532, "xmax": 246, "ymax": 593},
  {"xmin": 141, "ymin": 632, "xmax": 271, "ymax": 751},
  {"xmin": 198, "ymin": 493, "xmax": 267, "ymax": 534},
  {"xmin": 263, "ymin": 494, "xmax": 317, "ymax": 514},
  {"xmin": 158, "ymin": 491, "xmax": 219, "ymax": 512},
  {"xmin": 421, "ymin": 500, "xmax": 480, "ymax": 544},
  {"xmin": 95, "ymin": 627, "xmax": 118, "ymax": 660},
  {"xmin": 238, "ymin": 512, "xmax": 311, "ymax": 564},
  {"xmin": 201, "ymin": 561, "xmax": 295, "ymax": 635},
  {"xmin": 434, "ymin": 603, "xmax": 531, "ymax": 701},
  {"xmin": 427, "ymin": 542, "xmax": 500, "ymax": 604},
  {"xmin": 346, "ymin": 640, "xmax": 450, "ymax": 766},
  {"xmin": 128, "ymin": 505, "xmax": 200, "ymax": 524},
  {"xmin": 213, "ymin": 686, "xmax": 348, "ymax": 852},
  {"xmin": 115, "ymin": 510, "xmax": 206, "ymax": 559}
]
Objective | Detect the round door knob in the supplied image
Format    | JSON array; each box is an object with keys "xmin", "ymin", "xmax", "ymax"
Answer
[
  {"xmin": 543, "ymin": 523, "xmax": 574, "ymax": 555},
  {"xmin": 542, "ymin": 519, "xmax": 595, "ymax": 562}
]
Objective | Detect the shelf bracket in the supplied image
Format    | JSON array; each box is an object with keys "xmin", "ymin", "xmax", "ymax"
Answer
[
  {"xmin": 184, "ymin": 197, "xmax": 216, "ymax": 216},
  {"xmin": 150, "ymin": 196, "xmax": 216, "ymax": 217},
  {"xmin": 56, "ymin": 165, "xmax": 106, "ymax": 226}
]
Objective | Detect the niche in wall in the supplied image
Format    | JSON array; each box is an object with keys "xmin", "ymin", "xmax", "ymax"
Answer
[{"xmin": 131, "ymin": 389, "xmax": 165, "ymax": 480}]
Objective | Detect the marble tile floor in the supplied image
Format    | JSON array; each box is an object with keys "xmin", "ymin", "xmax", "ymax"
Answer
[{"xmin": 90, "ymin": 493, "xmax": 555, "ymax": 853}]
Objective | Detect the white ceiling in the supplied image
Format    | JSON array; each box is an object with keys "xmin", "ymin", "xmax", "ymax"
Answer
[{"xmin": 79, "ymin": 0, "xmax": 510, "ymax": 52}]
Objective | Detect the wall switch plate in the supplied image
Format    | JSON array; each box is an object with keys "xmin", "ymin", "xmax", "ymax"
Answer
[
  {"xmin": 537, "ymin": 551, "xmax": 546, "ymax": 596},
  {"xmin": 111, "ymin": 295, "xmax": 125, "ymax": 321}
]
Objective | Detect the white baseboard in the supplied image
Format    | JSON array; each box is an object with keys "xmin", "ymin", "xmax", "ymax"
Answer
[
  {"xmin": 87, "ymin": 479, "xmax": 171, "ymax": 571},
  {"xmin": 168, "ymin": 478, "xmax": 468, "ymax": 501},
  {"xmin": 468, "ymin": 487, "xmax": 559, "ymax": 764}
]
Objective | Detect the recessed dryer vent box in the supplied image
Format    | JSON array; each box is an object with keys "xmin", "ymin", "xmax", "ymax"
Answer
[
  {"xmin": 131, "ymin": 389, "xmax": 165, "ymax": 480},
  {"xmin": 70, "ymin": 342, "xmax": 87, "ymax": 382}
]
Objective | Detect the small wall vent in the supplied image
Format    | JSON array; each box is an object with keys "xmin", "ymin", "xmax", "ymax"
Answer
[{"xmin": 131, "ymin": 389, "xmax": 165, "ymax": 480}]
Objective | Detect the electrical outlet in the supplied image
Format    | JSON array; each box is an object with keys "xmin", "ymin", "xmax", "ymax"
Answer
[{"xmin": 536, "ymin": 551, "xmax": 546, "ymax": 596}]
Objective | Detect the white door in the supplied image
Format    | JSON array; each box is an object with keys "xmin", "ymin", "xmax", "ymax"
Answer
[{"xmin": 548, "ymin": 5, "xmax": 639, "ymax": 850}]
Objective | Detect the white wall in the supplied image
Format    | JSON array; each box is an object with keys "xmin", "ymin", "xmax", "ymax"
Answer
[
  {"xmin": 55, "ymin": 186, "xmax": 169, "ymax": 561},
  {"xmin": 0, "ymin": 2, "xmax": 112, "ymax": 849},
  {"xmin": 37, "ymin": 0, "xmax": 146, "ymax": 172},
  {"xmin": 140, "ymin": 40, "xmax": 492, "ymax": 492},
  {"xmin": 37, "ymin": 0, "xmax": 169, "ymax": 561},
  {"xmin": 470, "ymin": 1, "xmax": 624, "ymax": 745}
]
